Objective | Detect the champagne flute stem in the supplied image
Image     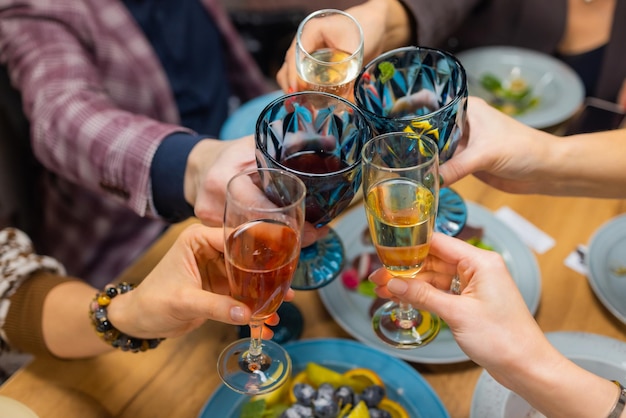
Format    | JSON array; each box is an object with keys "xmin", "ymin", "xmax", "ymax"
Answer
[
  {"xmin": 247, "ymin": 320, "xmax": 264, "ymax": 358},
  {"xmin": 395, "ymin": 302, "xmax": 420, "ymax": 329}
]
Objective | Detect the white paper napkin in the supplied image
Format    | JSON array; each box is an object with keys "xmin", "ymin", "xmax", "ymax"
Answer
[{"xmin": 494, "ymin": 206, "xmax": 555, "ymax": 254}]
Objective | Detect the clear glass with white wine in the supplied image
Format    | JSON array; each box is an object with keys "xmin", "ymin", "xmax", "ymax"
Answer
[{"xmin": 295, "ymin": 9, "xmax": 363, "ymax": 101}]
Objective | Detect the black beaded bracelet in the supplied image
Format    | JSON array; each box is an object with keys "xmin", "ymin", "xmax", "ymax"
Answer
[{"xmin": 89, "ymin": 282, "xmax": 164, "ymax": 352}]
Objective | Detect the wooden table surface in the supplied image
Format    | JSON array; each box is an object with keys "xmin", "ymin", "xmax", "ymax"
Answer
[{"xmin": 2, "ymin": 175, "xmax": 626, "ymax": 418}]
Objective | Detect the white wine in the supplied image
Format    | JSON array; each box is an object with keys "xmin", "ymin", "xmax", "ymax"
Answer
[
  {"xmin": 365, "ymin": 177, "xmax": 436, "ymax": 278},
  {"xmin": 297, "ymin": 48, "xmax": 361, "ymax": 99}
]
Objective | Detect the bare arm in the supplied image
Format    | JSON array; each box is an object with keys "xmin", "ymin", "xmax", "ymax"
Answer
[
  {"xmin": 440, "ymin": 97, "xmax": 626, "ymax": 198},
  {"xmin": 370, "ymin": 233, "xmax": 626, "ymax": 418}
]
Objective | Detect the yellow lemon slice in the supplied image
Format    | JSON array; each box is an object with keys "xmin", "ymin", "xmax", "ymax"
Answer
[
  {"xmin": 347, "ymin": 400, "xmax": 371, "ymax": 418},
  {"xmin": 342, "ymin": 368, "xmax": 384, "ymax": 393},
  {"xmin": 378, "ymin": 398, "xmax": 410, "ymax": 418},
  {"xmin": 305, "ymin": 362, "xmax": 345, "ymax": 388}
]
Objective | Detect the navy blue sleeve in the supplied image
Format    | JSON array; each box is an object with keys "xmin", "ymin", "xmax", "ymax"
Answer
[{"xmin": 150, "ymin": 132, "xmax": 203, "ymax": 222}]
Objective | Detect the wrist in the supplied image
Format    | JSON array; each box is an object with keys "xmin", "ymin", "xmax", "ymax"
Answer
[
  {"xmin": 151, "ymin": 133, "xmax": 202, "ymax": 222},
  {"xmin": 493, "ymin": 340, "xmax": 621, "ymax": 418},
  {"xmin": 90, "ymin": 283, "xmax": 163, "ymax": 352},
  {"xmin": 183, "ymin": 139, "xmax": 227, "ymax": 207},
  {"xmin": 382, "ymin": 0, "xmax": 413, "ymax": 49}
]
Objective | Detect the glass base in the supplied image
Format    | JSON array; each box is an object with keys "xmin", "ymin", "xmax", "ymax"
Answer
[
  {"xmin": 372, "ymin": 300, "xmax": 440, "ymax": 349},
  {"xmin": 435, "ymin": 187, "xmax": 467, "ymax": 237},
  {"xmin": 290, "ymin": 228, "xmax": 345, "ymax": 290},
  {"xmin": 217, "ymin": 338, "xmax": 292, "ymax": 395},
  {"xmin": 238, "ymin": 302, "xmax": 304, "ymax": 344}
]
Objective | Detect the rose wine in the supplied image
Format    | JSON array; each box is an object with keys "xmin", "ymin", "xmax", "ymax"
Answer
[
  {"xmin": 365, "ymin": 178, "xmax": 436, "ymax": 278},
  {"xmin": 226, "ymin": 219, "xmax": 300, "ymax": 320},
  {"xmin": 297, "ymin": 47, "xmax": 361, "ymax": 99}
]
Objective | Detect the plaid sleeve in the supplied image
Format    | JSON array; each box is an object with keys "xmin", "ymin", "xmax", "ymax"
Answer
[
  {"xmin": 0, "ymin": 1, "xmax": 191, "ymax": 217},
  {"xmin": 0, "ymin": 228, "xmax": 65, "ymax": 352}
]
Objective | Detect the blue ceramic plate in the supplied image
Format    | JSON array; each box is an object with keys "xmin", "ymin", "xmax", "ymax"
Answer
[
  {"xmin": 198, "ymin": 338, "xmax": 449, "ymax": 418},
  {"xmin": 220, "ymin": 90, "xmax": 284, "ymax": 139},
  {"xmin": 320, "ymin": 202, "xmax": 541, "ymax": 364},
  {"xmin": 587, "ymin": 214, "xmax": 626, "ymax": 325}
]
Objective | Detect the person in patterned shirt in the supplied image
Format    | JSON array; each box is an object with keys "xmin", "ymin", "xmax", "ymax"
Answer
[{"xmin": 0, "ymin": 0, "xmax": 271, "ymax": 288}]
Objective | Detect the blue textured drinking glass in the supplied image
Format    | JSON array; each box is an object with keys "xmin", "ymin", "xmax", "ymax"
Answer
[
  {"xmin": 354, "ymin": 46, "xmax": 468, "ymax": 235},
  {"xmin": 256, "ymin": 91, "xmax": 372, "ymax": 290}
]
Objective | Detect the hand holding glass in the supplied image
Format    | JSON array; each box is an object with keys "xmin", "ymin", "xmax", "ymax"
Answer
[
  {"xmin": 361, "ymin": 132, "xmax": 440, "ymax": 348},
  {"xmin": 296, "ymin": 9, "xmax": 364, "ymax": 100},
  {"xmin": 217, "ymin": 168, "xmax": 306, "ymax": 395}
]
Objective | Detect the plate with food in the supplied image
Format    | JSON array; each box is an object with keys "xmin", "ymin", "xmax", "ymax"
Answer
[
  {"xmin": 470, "ymin": 332, "xmax": 626, "ymax": 418},
  {"xmin": 586, "ymin": 213, "xmax": 626, "ymax": 325},
  {"xmin": 456, "ymin": 46, "xmax": 584, "ymax": 129},
  {"xmin": 198, "ymin": 338, "xmax": 449, "ymax": 417},
  {"xmin": 319, "ymin": 201, "xmax": 541, "ymax": 364}
]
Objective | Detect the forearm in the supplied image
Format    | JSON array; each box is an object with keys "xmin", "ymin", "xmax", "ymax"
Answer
[
  {"xmin": 494, "ymin": 348, "xmax": 623, "ymax": 418},
  {"xmin": 42, "ymin": 281, "xmax": 114, "ymax": 358},
  {"xmin": 540, "ymin": 129, "xmax": 626, "ymax": 197}
]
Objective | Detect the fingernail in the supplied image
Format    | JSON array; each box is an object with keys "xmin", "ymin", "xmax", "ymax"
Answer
[
  {"xmin": 287, "ymin": 86, "xmax": 295, "ymax": 94},
  {"xmin": 387, "ymin": 279, "xmax": 408, "ymax": 295},
  {"xmin": 230, "ymin": 306, "xmax": 245, "ymax": 322}
]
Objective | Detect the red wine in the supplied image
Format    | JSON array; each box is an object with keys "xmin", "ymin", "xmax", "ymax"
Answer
[{"xmin": 281, "ymin": 150, "xmax": 347, "ymax": 174}]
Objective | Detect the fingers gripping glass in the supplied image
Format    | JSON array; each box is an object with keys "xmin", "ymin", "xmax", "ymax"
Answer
[
  {"xmin": 295, "ymin": 9, "xmax": 364, "ymax": 101},
  {"xmin": 361, "ymin": 132, "xmax": 441, "ymax": 348},
  {"xmin": 217, "ymin": 168, "xmax": 306, "ymax": 395}
]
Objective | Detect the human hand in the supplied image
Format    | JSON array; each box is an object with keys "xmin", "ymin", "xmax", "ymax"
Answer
[
  {"xmin": 108, "ymin": 223, "xmax": 294, "ymax": 340},
  {"xmin": 439, "ymin": 96, "xmax": 555, "ymax": 192},
  {"xmin": 186, "ymin": 135, "xmax": 328, "ymax": 246},
  {"xmin": 276, "ymin": 0, "xmax": 406, "ymax": 93},
  {"xmin": 368, "ymin": 232, "xmax": 550, "ymax": 375},
  {"xmin": 186, "ymin": 136, "xmax": 257, "ymax": 226}
]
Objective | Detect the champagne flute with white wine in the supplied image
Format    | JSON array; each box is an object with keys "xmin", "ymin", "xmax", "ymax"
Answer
[
  {"xmin": 361, "ymin": 132, "xmax": 441, "ymax": 348},
  {"xmin": 295, "ymin": 9, "xmax": 363, "ymax": 101}
]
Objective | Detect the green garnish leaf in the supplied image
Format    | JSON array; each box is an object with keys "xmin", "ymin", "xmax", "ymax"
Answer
[
  {"xmin": 239, "ymin": 400, "xmax": 266, "ymax": 418},
  {"xmin": 378, "ymin": 61, "xmax": 395, "ymax": 84},
  {"xmin": 480, "ymin": 73, "xmax": 502, "ymax": 92},
  {"xmin": 466, "ymin": 237, "xmax": 495, "ymax": 251},
  {"xmin": 357, "ymin": 280, "xmax": 377, "ymax": 298}
]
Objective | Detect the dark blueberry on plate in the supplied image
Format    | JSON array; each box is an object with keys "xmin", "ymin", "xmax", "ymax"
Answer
[
  {"xmin": 293, "ymin": 383, "xmax": 316, "ymax": 406},
  {"xmin": 369, "ymin": 408, "xmax": 392, "ymax": 418},
  {"xmin": 360, "ymin": 385, "xmax": 386, "ymax": 407},
  {"xmin": 316, "ymin": 383, "xmax": 335, "ymax": 400},
  {"xmin": 312, "ymin": 396, "xmax": 339, "ymax": 418},
  {"xmin": 334, "ymin": 385, "xmax": 355, "ymax": 407},
  {"xmin": 280, "ymin": 403, "xmax": 314, "ymax": 418}
]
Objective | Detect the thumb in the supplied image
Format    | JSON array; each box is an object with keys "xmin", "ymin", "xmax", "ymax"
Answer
[{"xmin": 387, "ymin": 278, "xmax": 455, "ymax": 320}]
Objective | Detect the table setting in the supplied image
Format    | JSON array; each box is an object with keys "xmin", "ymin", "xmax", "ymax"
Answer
[
  {"xmin": 2, "ymin": 9, "xmax": 626, "ymax": 418},
  {"xmin": 455, "ymin": 46, "xmax": 585, "ymax": 130}
]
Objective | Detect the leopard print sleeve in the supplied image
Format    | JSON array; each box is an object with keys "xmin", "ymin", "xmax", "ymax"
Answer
[{"xmin": 0, "ymin": 228, "xmax": 65, "ymax": 351}]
